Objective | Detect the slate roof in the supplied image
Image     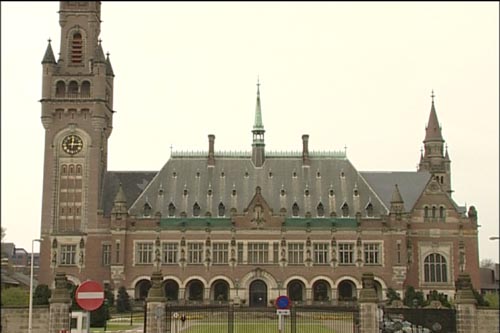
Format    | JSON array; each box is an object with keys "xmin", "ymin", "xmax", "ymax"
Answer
[
  {"xmin": 101, "ymin": 171, "xmax": 157, "ymax": 216},
  {"xmin": 359, "ymin": 171, "xmax": 431, "ymax": 212},
  {"xmin": 128, "ymin": 153, "xmax": 389, "ymax": 218}
]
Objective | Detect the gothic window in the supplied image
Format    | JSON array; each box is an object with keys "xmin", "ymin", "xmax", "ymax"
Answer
[
  {"xmin": 424, "ymin": 253, "xmax": 448, "ymax": 283},
  {"xmin": 68, "ymin": 81, "xmax": 78, "ymax": 97},
  {"xmin": 366, "ymin": 203, "xmax": 374, "ymax": 217},
  {"xmin": 71, "ymin": 32, "xmax": 83, "ymax": 64},
  {"xmin": 316, "ymin": 202, "xmax": 324, "ymax": 217},
  {"xmin": 61, "ymin": 165, "xmax": 67, "ymax": 175},
  {"xmin": 280, "ymin": 189, "xmax": 286, "ymax": 196},
  {"xmin": 81, "ymin": 81, "xmax": 90, "ymax": 97},
  {"xmin": 292, "ymin": 202, "xmax": 299, "ymax": 217},
  {"xmin": 424, "ymin": 206, "xmax": 429, "ymax": 218},
  {"xmin": 218, "ymin": 202, "xmax": 225, "ymax": 217},
  {"xmin": 55, "ymin": 81, "xmax": 66, "ymax": 97},
  {"xmin": 432, "ymin": 206, "xmax": 436, "ymax": 218},
  {"xmin": 329, "ymin": 189, "xmax": 334, "ymax": 197},
  {"xmin": 143, "ymin": 203, "xmax": 152, "ymax": 217},
  {"xmin": 341, "ymin": 203, "xmax": 349, "ymax": 217},
  {"xmin": 168, "ymin": 203, "xmax": 175, "ymax": 217},
  {"xmin": 193, "ymin": 202, "xmax": 200, "ymax": 217},
  {"xmin": 439, "ymin": 206, "xmax": 445, "ymax": 219}
]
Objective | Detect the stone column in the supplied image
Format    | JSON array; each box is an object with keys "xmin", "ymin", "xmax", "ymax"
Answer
[
  {"xmin": 455, "ymin": 273, "xmax": 478, "ymax": 333},
  {"xmin": 146, "ymin": 271, "xmax": 166, "ymax": 333},
  {"xmin": 358, "ymin": 272, "xmax": 379, "ymax": 333},
  {"xmin": 48, "ymin": 272, "xmax": 71, "ymax": 333}
]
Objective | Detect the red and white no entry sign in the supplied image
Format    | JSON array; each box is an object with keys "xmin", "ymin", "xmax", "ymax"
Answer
[{"xmin": 75, "ymin": 280, "xmax": 104, "ymax": 311}]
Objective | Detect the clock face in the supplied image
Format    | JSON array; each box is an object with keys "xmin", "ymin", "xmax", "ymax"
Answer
[{"xmin": 62, "ymin": 135, "xmax": 83, "ymax": 155}]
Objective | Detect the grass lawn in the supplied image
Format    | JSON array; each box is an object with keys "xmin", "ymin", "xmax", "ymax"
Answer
[{"xmin": 176, "ymin": 322, "xmax": 343, "ymax": 333}]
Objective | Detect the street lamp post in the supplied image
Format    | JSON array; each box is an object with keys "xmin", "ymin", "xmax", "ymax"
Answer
[{"xmin": 28, "ymin": 238, "xmax": 43, "ymax": 333}]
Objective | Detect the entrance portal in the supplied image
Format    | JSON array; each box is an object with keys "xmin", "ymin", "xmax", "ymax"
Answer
[{"xmin": 249, "ymin": 280, "xmax": 267, "ymax": 307}]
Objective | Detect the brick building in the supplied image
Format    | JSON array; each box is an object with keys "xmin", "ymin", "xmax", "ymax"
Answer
[{"xmin": 38, "ymin": 2, "xmax": 480, "ymax": 306}]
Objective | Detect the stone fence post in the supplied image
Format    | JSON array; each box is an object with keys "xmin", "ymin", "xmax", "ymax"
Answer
[
  {"xmin": 48, "ymin": 272, "xmax": 71, "ymax": 333},
  {"xmin": 145, "ymin": 270, "xmax": 166, "ymax": 333},
  {"xmin": 358, "ymin": 272, "xmax": 379, "ymax": 333},
  {"xmin": 455, "ymin": 273, "xmax": 478, "ymax": 333}
]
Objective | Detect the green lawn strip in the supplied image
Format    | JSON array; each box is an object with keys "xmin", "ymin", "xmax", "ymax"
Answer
[{"xmin": 180, "ymin": 322, "xmax": 335, "ymax": 333}]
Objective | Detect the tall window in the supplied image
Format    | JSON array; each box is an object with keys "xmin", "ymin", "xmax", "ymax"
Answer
[
  {"xmin": 102, "ymin": 244, "xmax": 111, "ymax": 266},
  {"xmin": 366, "ymin": 203, "xmax": 374, "ymax": 217},
  {"xmin": 439, "ymin": 206, "xmax": 445, "ymax": 219},
  {"xmin": 273, "ymin": 242, "xmax": 279, "ymax": 264},
  {"xmin": 363, "ymin": 243, "xmax": 380, "ymax": 265},
  {"xmin": 338, "ymin": 243, "xmax": 354, "ymax": 264},
  {"xmin": 432, "ymin": 206, "xmax": 436, "ymax": 218},
  {"xmin": 218, "ymin": 202, "xmax": 225, "ymax": 217},
  {"xmin": 162, "ymin": 243, "xmax": 178, "ymax": 264},
  {"xmin": 115, "ymin": 241, "xmax": 120, "ymax": 263},
  {"xmin": 237, "ymin": 243, "xmax": 244, "ymax": 264},
  {"xmin": 71, "ymin": 32, "xmax": 83, "ymax": 63},
  {"xmin": 188, "ymin": 243, "xmax": 203, "ymax": 264},
  {"xmin": 193, "ymin": 202, "xmax": 201, "ymax": 217},
  {"xmin": 424, "ymin": 206, "xmax": 429, "ymax": 218},
  {"xmin": 313, "ymin": 243, "xmax": 329, "ymax": 264},
  {"xmin": 60, "ymin": 245, "xmax": 76, "ymax": 265},
  {"xmin": 213, "ymin": 243, "xmax": 228, "ymax": 264},
  {"xmin": 136, "ymin": 243, "xmax": 153, "ymax": 264},
  {"xmin": 288, "ymin": 243, "xmax": 304, "ymax": 264},
  {"xmin": 341, "ymin": 203, "xmax": 349, "ymax": 217},
  {"xmin": 396, "ymin": 242, "xmax": 401, "ymax": 264},
  {"xmin": 424, "ymin": 253, "xmax": 448, "ymax": 282},
  {"xmin": 168, "ymin": 203, "xmax": 176, "ymax": 217},
  {"xmin": 248, "ymin": 243, "xmax": 268, "ymax": 264}
]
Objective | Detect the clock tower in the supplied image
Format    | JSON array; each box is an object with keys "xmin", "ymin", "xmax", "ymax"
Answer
[{"xmin": 38, "ymin": 1, "xmax": 115, "ymax": 285}]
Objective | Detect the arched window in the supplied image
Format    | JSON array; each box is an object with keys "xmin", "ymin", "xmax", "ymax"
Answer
[
  {"xmin": 186, "ymin": 280, "xmax": 204, "ymax": 302},
  {"xmin": 81, "ymin": 81, "xmax": 90, "ymax": 97},
  {"xmin": 218, "ymin": 202, "xmax": 225, "ymax": 217},
  {"xmin": 292, "ymin": 202, "xmax": 299, "ymax": 217},
  {"xmin": 287, "ymin": 280, "xmax": 304, "ymax": 302},
  {"xmin": 55, "ymin": 81, "xmax": 66, "ymax": 97},
  {"xmin": 424, "ymin": 206, "xmax": 429, "ymax": 218},
  {"xmin": 316, "ymin": 202, "xmax": 324, "ymax": 217},
  {"xmin": 193, "ymin": 202, "xmax": 200, "ymax": 217},
  {"xmin": 143, "ymin": 203, "xmax": 151, "ymax": 217},
  {"xmin": 61, "ymin": 165, "xmax": 67, "ymax": 175},
  {"xmin": 424, "ymin": 253, "xmax": 447, "ymax": 282},
  {"xmin": 71, "ymin": 32, "xmax": 83, "ymax": 64},
  {"xmin": 168, "ymin": 203, "xmax": 175, "ymax": 217},
  {"xmin": 163, "ymin": 280, "xmax": 179, "ymax": 301},
  {"xmin": 68, "ymin": 81, "xmax": 78, "ymax": 97},
  {"xmin": 76, "ymin": 165, "xmax": 82, "ymax": 175},
  {"xmin": 313, "ymin": 281, "xmax": 330, "ymax": 302},
  {"xmin": 439, "ymin": 206, "xmax": 445, "ymax": 219},
  {"xmin": 366, "ymin": 203, "xmax": 374, "ymax": 217},
  {"xmin": 432, "ymin": 206, "xmax": 436, "ymax": 218},
  {"xmin": 341, "ymin": 203, "xmax": 349, "ymax": 217}
]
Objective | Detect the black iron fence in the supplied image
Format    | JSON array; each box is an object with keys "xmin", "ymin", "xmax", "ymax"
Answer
[{"xmin": 164, "ymin": 304, "xmax": 360, "ymax": 333}]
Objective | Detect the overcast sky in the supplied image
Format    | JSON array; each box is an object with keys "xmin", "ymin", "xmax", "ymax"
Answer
[{"xmin": 2, "ymin": 2, "xmax": 498, "ymax": 262}]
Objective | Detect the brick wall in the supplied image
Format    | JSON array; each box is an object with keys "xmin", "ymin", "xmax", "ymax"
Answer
[
  {"xmin": 1, "ymin": 306, "xmax": 49, "ymax": 333},
  {"xmin": 477, "ymin": 308, "xmax": 500, "ymax": 333}
]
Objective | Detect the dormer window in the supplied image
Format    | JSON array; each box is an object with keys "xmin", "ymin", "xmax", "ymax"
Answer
[
  {"xmin": 168, "ymin": 203, "xmax": 175, "ymax": 217},
  {"xmin": 439, "ymin": 206, "xmax": 445, "ymax": 219},
  {"xmin": 193, "ymin": 202, "xmax": 200, "ymax": 217},
  {"xmin": 317, "ymin": 202, "xmax": 324, "ymax": 217},
  {"xmin": 424, "ymin": 206, "xmax": 429, "ymax": 218},
  {"xmin": 280, "ymin": 189, "xmax": 286, "ymax": 196},
  {"xmin": 329, "ymin": 189, "xmax": 334, "ymax": 197},
  {"xmin": 218, "ymin": 202, "xmax": 225, "ymax": 217},
  {"xmin": 292, "ymin": 202, "xmax": 299, "ymax": 217},
  {"xmin": 341, "ymin": 203, "xmax": 349, "ymax": 217},
  {"xmin": 143, "ymin": 203, "xmax": 152, "ymax": 217},
  {"xmin": 183, "ymin": 189, "xmax": 188, "ymax": 196},
  {"xmin": 366, "ymin": 203, "xmax": 374, "ymax": 217}
]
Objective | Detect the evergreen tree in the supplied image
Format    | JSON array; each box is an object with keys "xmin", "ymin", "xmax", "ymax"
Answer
[
  {"xmin": 116, "ymin": 286, "xmax": 131, "ymax": 313},
  {"xmin": 33, "ymin": 284, "xmax": 51, "ymax": 305},
  {"xmin": 385, "ymin": 288, "xmax": 401, "ymax": 305},
  {"xmin": 403, "ymin": 286, "xmax": 426, "ymax": 308}
]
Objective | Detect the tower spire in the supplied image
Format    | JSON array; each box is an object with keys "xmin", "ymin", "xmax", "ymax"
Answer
[
  {"xmin": 42, "ymin": 39, "xmax": 56, "ymax": 64},
  {"xmin": 424, "ymin": 90, "xmax": 443, "ymax": 142},
  {"xmin": 251, "ymin": 77, "xmax": 265, "ymax": 167}
]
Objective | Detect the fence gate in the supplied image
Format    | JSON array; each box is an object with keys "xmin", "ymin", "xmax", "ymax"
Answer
[
  {"xmin": 382, "ymin": 307, "xmax": 457, "ymax": 333},
  {"xmin": 165, "ymin": 304, "xmax": 359, "ymax": 333}
]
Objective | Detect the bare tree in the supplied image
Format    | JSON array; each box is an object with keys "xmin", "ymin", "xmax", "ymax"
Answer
[{"xmin": 480, "ymin": 258, "xmax": 495, "ymax": 269}]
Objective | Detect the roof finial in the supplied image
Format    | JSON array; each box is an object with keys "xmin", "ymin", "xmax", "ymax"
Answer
[
  {"xmin": 48, "ymin": 38, "xmax": 51, "ymax": 43},
  {"xmin": 98, "ymin": 38, "xmax": 102, "ymax": 45},
  {"xmin": 257, "ymin": 75, "xmax": 260, "ymax": 95},
  {"xmin": 431, "ymin": 89, "xmax": 435, "ymax": 103}
]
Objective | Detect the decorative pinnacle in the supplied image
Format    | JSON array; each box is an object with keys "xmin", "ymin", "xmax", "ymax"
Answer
[
  {"xmin": 98, "ymin": 38, "xmax": 102, "ymax": 45},
  {"xmin": 431, "ymin": 90, "xmax": 435, "ymax": 103},
  {"xmin": 257, "ymin": 76, "xmax": 260, "ymax": 95},
  {"xmin": 106, "ymin": 52, "xmax": 110, "ymax": 58},
  {"xmin": 48, "ymin": 38, "xmax": 51, "ymax": 43}
]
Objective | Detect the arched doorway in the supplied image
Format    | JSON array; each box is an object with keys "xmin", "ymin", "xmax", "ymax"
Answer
[
  {"xmin": 287, "ymin": 280, "xmax": 305, "ymax": 303},
  {"xmin": 313, "ymin": 280, "xmax": 331, "ymax": 303},
  {"xmin": 374, "ymin": 280, "xmax": 383, "ymax": 302},
  {"xmin": 337, "ymin": 280, "xmax": 356, "ymax": 302},
  {"xmin": 249, "ymin": 280, "xmax": 267, "ymax": 307},
  {"xmin": 135, "ymin": 279, "xmax": 152, "ymax": 300},
  {"xmin": 211, "ymin": 280, "xmax": 229, "ymax": 303},
  {"xmin": 186, "ymin": 280, "xmax": 204, "ymax": 303},
  {"xmin": 163, "ymin": 280, "xmax": 179, "ymax": 302}
]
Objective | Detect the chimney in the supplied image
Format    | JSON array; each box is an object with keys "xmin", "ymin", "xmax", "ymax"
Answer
[
  {"xmin": 208, "ymin": 134, "xmax": 215, "ymax": 166},
  {"xmin": 302, "ymin": 134, "xmax": 310, "ymax": 166}
]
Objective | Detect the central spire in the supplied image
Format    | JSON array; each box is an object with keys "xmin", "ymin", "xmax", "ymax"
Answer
[
  {"xmin": 252, "ymin": 78, "xmax": 266, "ymax": 167},
  {"xmin": 253, "ymin": 77, "xmax": 264, "ymax": 130}
]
